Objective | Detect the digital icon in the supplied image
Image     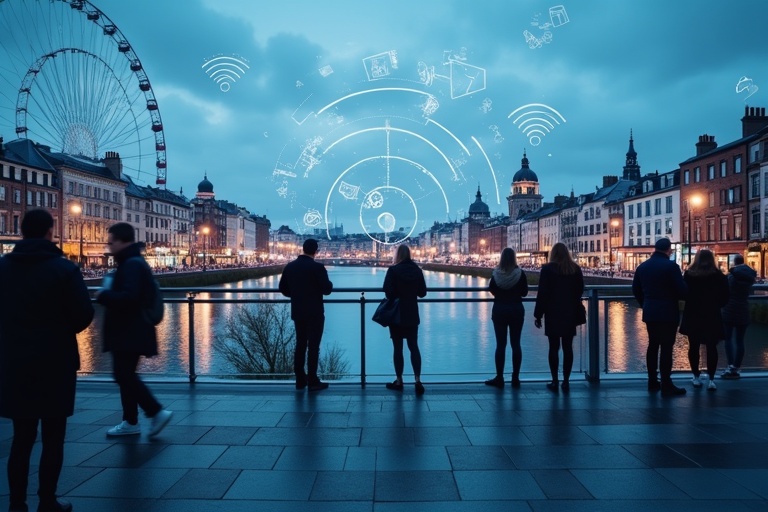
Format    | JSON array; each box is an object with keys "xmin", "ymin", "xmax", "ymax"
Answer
[
  {"xmin": 318, "ymin": 65, "xmax": 334, "ymax": 77},
  {"xmin": 303, "ymin": 209, "xmax": 322, "ymax": 227},
  {"xmin": 524, "ymin": 30, "xmax": 552, "ymax": 49},
  {"xmin": 201, "ymin": 54, "xmax": 249, "ymax": 92},
  {"xmin": 508, "ymin": 103, "xmax": 566, "ymax": 146},
  {"xmin": 416, "ymin": 49, "xmax": 486, "ymax": 99},
  {"xmin": 549, "ymin": 5, "xmax": 570, "ymax": 27},
  {"xmin": 378, "ymin": 211, "xmax": 396, "ymax": 232},
  {"xmin": 736, "ymin": 76, "xmax": 759, "ymax": 101},
  {"xmin": 364, "ymin": 191, "xmax": 385, "ymax": 209},
  {"xmin": 338, "ymin": 181, "xmax": 360, "ymax": 200},
  {"xmin": 480, "ymin": 98, "xmax": 493, "ymax": 113},
  {"xmin": 489, "ymin": 124, "xmax": 504, "ymax": 143},
  {"xmin": 363, "ymin": 50, "xmax": 399, "ymax": 80}
]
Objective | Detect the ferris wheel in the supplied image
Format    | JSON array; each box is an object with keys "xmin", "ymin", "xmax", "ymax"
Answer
[{"xmin": 0, "ymin": 0, "xmax": 168, "ymax": 185}]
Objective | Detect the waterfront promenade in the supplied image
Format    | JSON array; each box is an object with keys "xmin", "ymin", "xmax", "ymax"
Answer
[{"xmin": 1, "ymin": 377, "xmax": 767, "ymax": 511}]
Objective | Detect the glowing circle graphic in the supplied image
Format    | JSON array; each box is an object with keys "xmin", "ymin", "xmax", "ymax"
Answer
[
  {"xmin": 359, "ymin": 187, "xmax": 417, "ymax": 245},
  {"xmin": 377, "ymin": 212, "xmax": 397, "ymax": 232}
]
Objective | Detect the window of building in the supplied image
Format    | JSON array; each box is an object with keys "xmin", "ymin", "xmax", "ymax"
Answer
[
  {"xmin": 694, "ymin": 166, "xmax": 701, "ymax": 182},
  {"xmin": 26, "ymin": 191, "xmax": 32, "ymax": 204},
  {"xmin": 112, "ymin": 191, "xmax": 118, "ymax": 203},
  {"xmin": 629, "ymin": 225, "xmax": 635, "ymax": 237},
  {"xmin": 78, "ymin": 183, "xmax": 84, "ymax": 196},
  {"xmin": 749, "ymin": 142, "xmax": 760, "ymax": 163},
  {"xmin": 720, "ymin": 217, "xmax": 729, "ymax": 240},
  {"xmin": 589, "ymin": 224, "xmax": 594, "ymax": 235},
  {"xmin": 709, "ymin": 191, "xmax": 715, "ymax": 207},
  {"xmin": 596, "ymin": 240, "xmax": 601, "ymax": 251},
  {"xmin": 35, "ymin": 191, "xmax": 42, "ymax": 207},
  {"xmin": 104, "ymin": 207, "xmax": 110, "ymax": 220},
  {"xmin": 43, "ymin": 174, "xmax": 48, "ymax": 187},
  {"xmin": 113, "ymin": 208, "xmax": 119, "ymax": 220},
  {"xmin": 720, "ymin": 160, "xmax": 727, "ymax": 178},
  {"xmin": 602, "ymin": 222, "xmax": 607, "ymax": 234},
  {"xmin": 68, "ymin": 181, "xmax": 74, "ymax": 194},
  {"xmin": 705, "ymin": 219, "xmax": 713, "ymax": 241},
  {"xmin": 645, "ymin": 221, "xmax": 651, "ymax": 236},
  {"xmin": 684, "ymin": 169, "xmax": 690, "ymax": 184},
  {"xmin": 654, "ymin": 219, "xmax": 661, "ymax": 235},
  {"xmin": 0, "ymin": 186, "xmax": 4, "ymax": 201},
  {"xmin": 95, "ymin": 205, "xmax": 101, "ymax": 217},
  {"xmin": 589, "ymin": 240, "xmax": 594, "ymax": 252},
  {"xmin": 665, "ymin": 195, "xmax": 673, "ymax": 213},
  {"xmin": 734, "ymin": 214, "xmax": 742, "ymax": 239},
  {"xmin": 51, "ymin": 194, "xmax": 57, "ymax": 208},
  {"xmin": 735, "ymin": 155, "xmax": 742, "ymax": 173},
  {"xmin": 665, "ymin": 218, "xmax": 673, "ymax": 235},
  {"xmin": 628, "ymin": 206, "xmax": 634, "ymax": 219},
  {"xmin": 645, "ymin": 200, "xmax": 651, "ymax": 217},
  {"xmin": 683, "ymin": 220, "xmax": 689, "ymax": 242},
  {"xmin": 708, "ymin": 164, "xmax": 715, "ymax": 180},
  {"xmin": 654, "ymin": 198, "xmax": 661, "ymax": 215},
  {"xmin": 765, "ymin": 171, "xmax": 768, "ymax": 197},
  {"xmin": 636, "ymin": 203, "xmax": 642, "ymax": 218},
  {"xmin": 752, "ymin": 173, "xmax": 761, "ymax": 199}
]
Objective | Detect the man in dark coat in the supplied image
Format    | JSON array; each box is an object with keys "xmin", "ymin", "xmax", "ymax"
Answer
[
  {"xmin": 96, "ymin": 223, "xmax": 172, "ymax": 437},
  {"xmin": 279, "ymin": 238, "xmax": 333, "ymax": 391},
  {"xmin": 632, "ymin": 237, "xmax": 688, "ymax": 396},
  {"xmin": 721, "ymin": 255, "xmax": 758, "ymax": 378},
  {"xmin": 0, "ymin": 209, "xmax": 94, "ymax": 512}
]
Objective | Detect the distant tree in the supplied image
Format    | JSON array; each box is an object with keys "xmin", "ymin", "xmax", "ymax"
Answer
[{"xmin": 216, "ymin": 303, "xmax": 350, "ymax": 380}]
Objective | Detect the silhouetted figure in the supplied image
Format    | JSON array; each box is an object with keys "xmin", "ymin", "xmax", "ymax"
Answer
[
  {"xmin": 721, "ymin": 255, "xmax": 757, "ymax": 379},
  {"xmin": 534, "ymin": 243, "xmax": 584, "ymax": 393},
  {"xmin": 0, "ymin": 209, "xmax": 94, "ymax": 512},
  {"xmin": 485, "ymin": 248, "xmax": 529, "ymax": 389},
  {"xmin": 97, "ymin": 223, "xmax": 173, "ymax": 437},
  {"xmin": 680, "ymin": 249, "xmax": 729, "ymax": 390},
  {"xmin": 383, "ymin": 244, "xmax": 427, "ymax": 395},
  {"xmin": 632, "ymin": 238, "xmax": 688, "ymax": 396},
  {"xmin": 279, "ymin": 239, "xmax": 333, "ymax": 391}
]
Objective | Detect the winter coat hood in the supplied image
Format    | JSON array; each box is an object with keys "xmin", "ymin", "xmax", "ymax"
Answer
[
  {"xmin": 730, "ymin": 264, "xmax": 757, "ymax": 283},
  {"xmin": 492, "ymin": 267, "xmax": 522, "ymax": 289}
]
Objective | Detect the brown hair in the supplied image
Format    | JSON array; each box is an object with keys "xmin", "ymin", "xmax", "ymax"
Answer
[
  {"xmin": 394, "ymin": 244, "xmax": 411, "ymax": 264},
  {"xmin": 687, "ymin": 249, "xmax": 721, "ymax": 277},
  {"xmin": 497, "ymin": 247, "xmax": 518, "ymax": 273},
  {"xmin": 548, "ymin": 242, "xmax": 579, "ymax": 275}
]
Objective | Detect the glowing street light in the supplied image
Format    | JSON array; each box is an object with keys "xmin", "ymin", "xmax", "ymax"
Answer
[
  {"xmin": 70, "ymin": 203, "xmax": 84, "ymax": 266},
  {"xmin": 609, "ymin": 219, "xmax": 620, "ymax": 274},
  {"xmin": 202, "ymin": 226, "xmax": 210, "ymax": 271},
  {"xmin": 686, "ymin": 194, "xmax": 703, "ymax": 265}
]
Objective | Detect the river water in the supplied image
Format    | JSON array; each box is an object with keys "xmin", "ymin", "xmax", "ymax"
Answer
[{"xmin": 77, "ymin": 266, "xmax": 768, "ymax": 381}]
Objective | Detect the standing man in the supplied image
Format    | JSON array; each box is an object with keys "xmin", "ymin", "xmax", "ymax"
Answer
[
  {"xmin": 632, "ymin": 237, "xmax": 688, "ymax": 396},
  {"xmin": 721, "ymin": 255, "xmax": 757, "ymax": 378},
  {"xmin": 0, "ymin": 209, "xmax": 94, "ymax": 512},
  {"xmin": 96, "ymin": 223, "xmax": 172, "ymax": 436},
  {"xmin": 279, "ymin": 239, "xmax": 333, "ymax": 391}
]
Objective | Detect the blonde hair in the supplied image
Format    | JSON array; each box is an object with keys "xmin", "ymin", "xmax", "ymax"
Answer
[
  {"xmin": 549, "ymin": 242, "xmax": 579, "ymax": 275},
  {"xmin": 394, "ymin": 244, "xmax": 411, "ymax": 264}
]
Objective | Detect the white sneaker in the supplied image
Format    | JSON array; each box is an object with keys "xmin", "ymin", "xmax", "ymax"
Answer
[
  {"xmin": 691, "ymin": 376, "xmax": 702, "ymax": 388},
  {"xmin": 106, "ymin": 420, "xmax": 141, "ymax": 436},
  {"xmin": 149, "ymin": 409, "xmax": 173, "ymax": 437},
  {"xmin": 707, "ymin": 380, "xmax": 717, "ymax": 391}
]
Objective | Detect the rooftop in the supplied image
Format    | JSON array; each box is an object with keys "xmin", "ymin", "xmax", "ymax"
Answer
[{"xmin": 2, "ymin": 377, "xmax": 766, "ymax": 510}]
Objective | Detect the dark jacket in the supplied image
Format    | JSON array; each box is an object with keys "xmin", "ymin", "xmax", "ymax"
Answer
[
  {"xmin": 96, "ymin": 243, "xmax": 158, "ymax": 356},
  {"xmin": 632, "ymin": 251, "xmax": 687, "ymax": 324},
  {"xmin": 489, "ymin": 267, "xmax": 528, "ymax": 320},
  {"xmin": 0, "ymin": 239, "xmax": 94, "ymax": 418},
  {"xmin": 722, "ymin": 264, "xmax": 757, "ymax": 325},
  {"xmin": 533, "ymin": 263, "xmax": 584, "ymax": 337},
  {"xmin": 383, "ymin": 258, "xmax": 427, "ymax": 327},
  {"xmin": 279, "ymin": 254, "xmax": 333, "ymax": 320},
  {"xmin": 679, "ymin": 270, "xmax": 729, "ymax": 342}
]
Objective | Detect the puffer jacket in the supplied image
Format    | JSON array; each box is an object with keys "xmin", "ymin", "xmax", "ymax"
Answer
[{"xmin": 721, "ymin": 264, "xmax": 757, "ymax": 325}]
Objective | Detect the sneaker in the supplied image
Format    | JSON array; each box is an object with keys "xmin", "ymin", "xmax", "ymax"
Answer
[
  {"xmin": 707, "ymin": 380, "xmax": 717, "ymax": 391},
  {"xmin": 36, "ymin": 498, "xmax": 72, "ymax": 512},
  {"xmin": 415, "ymin": 381, "xmax": 425, "ymax": 396},
  {"xmin": 511, "ymin": 377, "xmax": 521, "ymax": 389},
  {"xmin": 484, "ymin": 376, "xmax": 504, "ymax": 389},
  {"xmin": 721, "ymin": 367, "xmax": 741, "ymax": 379},
  {"xmin": 106, "ymin": 420, "xmax": 141, "ymax": 436},
  {"xmin": 385, "ymin": 380, "xmax": 404, "ymax": 391},
  {"xmin": 691, "ymin": 376, "xmax": 702, "ymax": 388},
  {"xmin": 308, "ymin": 381, "xmax": 329, "ymax": 392},
  {"xmin": 149, "ymin": 410, "xmax": 173, "ymax": 437}
]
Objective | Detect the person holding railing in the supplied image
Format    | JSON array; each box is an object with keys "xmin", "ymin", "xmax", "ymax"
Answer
[
  {"xmin": 533, "ymin": 243, "xmax": 584, "ymax": 393},
  {"xmin": 721, "ymin": 255, "xmax": 757, "ymax": 379},
  {"xmin": 383, "ymin": 244, "xmax": 428, "ymax": 395},
  {"xmin": 485, "ymin": 248, "xmax": 529, "ymax": 389}
]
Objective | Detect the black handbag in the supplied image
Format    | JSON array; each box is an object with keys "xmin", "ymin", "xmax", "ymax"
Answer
[
  {"xmin": 576, "ymin": 302, "xmax": 587, "ymax": 325},
  {"xmin": 372, "ymin": 298, "xmax": 400, "ymax": 327}
]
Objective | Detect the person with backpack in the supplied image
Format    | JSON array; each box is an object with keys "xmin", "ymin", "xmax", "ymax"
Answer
[{"xmin": 96, "ymin": 222, "xmax": 172, "ymax": 437}]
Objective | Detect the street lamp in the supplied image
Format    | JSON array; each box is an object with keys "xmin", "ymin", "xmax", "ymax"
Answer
[
  {"xmin": 70, "ymin": 203, "xmax": 84, "ymax": 267},
  {"xmin": 686, "ymin": 195, "xmax": 703, "ymax": 265},
  {"xmin": 202, "ymin": 226, "xmax": 210, "ymax": 271},
  {"xmin": 480, "ymin": 238, "xmax": 486, "ymax": 259},
  {"xmin": 609, "ymin": 219, "xmax": 620, "ymax": 274}
]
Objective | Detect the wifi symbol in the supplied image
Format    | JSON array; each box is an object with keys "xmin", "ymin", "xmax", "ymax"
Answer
[
  {"xmin": 508, "ymin": 103, "xmax": 566, "ymax": 146},
  {"xmin": 201, "ymin": 54, "xmax": 250, "ymax": 92}
]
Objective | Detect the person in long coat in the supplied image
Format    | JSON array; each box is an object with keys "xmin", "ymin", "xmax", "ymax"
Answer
[
  {"xmin": 0, "ymin": 209, "xmax": 94, "ymax": 512},
  {"xmin": 720, "ymin": 255, "xmax": 757, "ymax": 378},
  {"xmin": 485, "ymin": 248, "xmax": 529, "ymax": 389},
  {"xmin": 383, "ymin": 244, "xmax": 427, "ymax": 395},
  {"xmin": 680, "ymin": 249, "xmax": 729, "ymax": 390},
  {"xmin": 533, "ymin": 242, "xmax": 584, "ymax": 393}
]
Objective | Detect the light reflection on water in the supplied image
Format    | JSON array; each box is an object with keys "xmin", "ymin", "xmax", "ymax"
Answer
[{"xmin": 76, "ymin": 267, "xmax": 768, "ymax": 379}]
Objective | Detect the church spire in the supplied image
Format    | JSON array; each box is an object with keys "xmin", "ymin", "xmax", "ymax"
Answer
[{"xmin": 622, "ymin": 129, "xmax": 640, "ymax": 181}]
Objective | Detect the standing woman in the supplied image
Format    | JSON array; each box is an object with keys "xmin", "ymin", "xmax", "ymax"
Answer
[
  {"xmin": 533, "ymin": 242, "xmax": 584, "ymax": 393},
  {"xmin": 679, "ymin": 249, "xmax": 729, "ymax": 390},
  {"xmin": 383, "ymin": 244, "xmax": 428, "ymax": 395},
  {"xmin": 485, "ymin": 248, "xmax": 529, "ymax": 388}
]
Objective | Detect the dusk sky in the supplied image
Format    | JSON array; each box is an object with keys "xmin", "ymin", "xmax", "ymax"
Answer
[{"xmin": 1, "ymin": 0, "xmax": 766, "ymax": 241}]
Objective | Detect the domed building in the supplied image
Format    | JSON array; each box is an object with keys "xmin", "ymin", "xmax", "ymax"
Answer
[
  {"xmin": 507, "ymin": 150, "xmax": 542, "ymax": 219},
  {"xmin": 468, "ymin": 186, "xmax": 491, "ymax": 221},
  {"xmin": 196, "ymin": 173, "xmax": 215, "ymax": 199},
  {"xmin": 191, "ymin": 173, "xmax": 226, "ymax": 266}
]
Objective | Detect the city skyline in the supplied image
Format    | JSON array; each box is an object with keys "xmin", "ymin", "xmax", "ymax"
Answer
[{"xmin": 1, "ymin": 0, "xmax": 767, "ymax": 237}]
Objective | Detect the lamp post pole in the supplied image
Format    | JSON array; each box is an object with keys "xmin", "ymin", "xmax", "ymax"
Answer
[
  {"xmin": 79, "ymin": 222, "xmax": 84, "ymax": 267},
  {"xmin": 687, "ymin": 205, "xmax": 693, "ymax": 266},
  {"xmin": 70, "ymin": 203, "xmax": 84, "ymax": 267},
  {"xmin": 202, "ymin": 226, "xmax": 210, "ymax": 271}
]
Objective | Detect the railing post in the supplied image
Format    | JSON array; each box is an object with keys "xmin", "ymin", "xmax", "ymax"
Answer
[
  {"xmin": 586, "ymin": 288, "xmax": 600, "ymax": 383},
  {"xmin": 187, "ymin": 292, "xmax": 197, "ymax": 383},
  {"xmin": 360, "ymin": 292, "xmax": 366, "ymax": 388}
]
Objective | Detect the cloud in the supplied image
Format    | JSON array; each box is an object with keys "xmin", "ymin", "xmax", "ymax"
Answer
[{"xmin": 154, "ymin": 85, "xmax": 232, "ymax": 126}]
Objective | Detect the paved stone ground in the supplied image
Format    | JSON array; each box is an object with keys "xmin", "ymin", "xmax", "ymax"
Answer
[{"xmin": 1, "ymin": 376, "xmax": 767, "ymax": 512}]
